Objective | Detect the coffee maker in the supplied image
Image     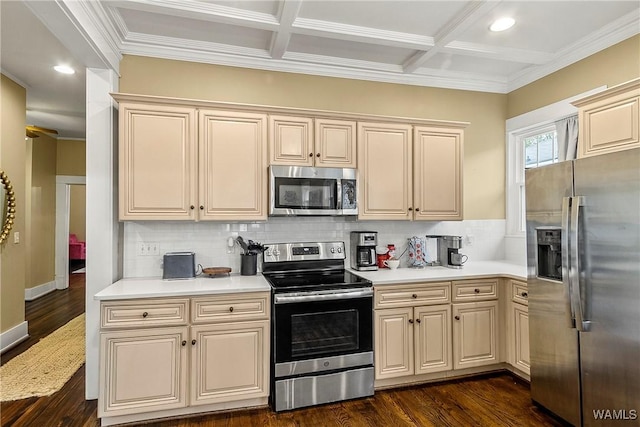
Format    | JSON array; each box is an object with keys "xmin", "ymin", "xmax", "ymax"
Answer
[
  {"xmin": 427, "ymin": 235, "xmax": 467, "ymax": 269},
  {"xmin": 350, "ymin": 231, "xmax": 378, "ymax": 271}
]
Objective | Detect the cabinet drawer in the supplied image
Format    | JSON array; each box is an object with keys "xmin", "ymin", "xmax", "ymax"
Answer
[
  {"xmin": 511, "ymin": 280, "xmax": 529, "ymax": 305},
  {"xmin": 375, "ymin": 282, "xmax": 451, "ymax": 309},
  {"xmin": 192, "ymin": 292, "xmax": 269, "ymax": 323},
  {"xmin": 101, "ymin": 299, "xmax": 189, "ymax": 329},
  {"xmin": 452, "ymin": 279, "xmax": 498, "ymax": 302}
]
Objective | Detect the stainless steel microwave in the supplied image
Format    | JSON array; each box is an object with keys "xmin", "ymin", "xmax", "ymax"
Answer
[{"xmin": 269, "ymin": 166, "xmax": 358, "ymax": 216}]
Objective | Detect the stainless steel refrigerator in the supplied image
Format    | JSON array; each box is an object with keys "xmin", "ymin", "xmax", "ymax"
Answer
[{"xmin": 525, "ymin": 148, "xmax": 640, "ymax": 426}]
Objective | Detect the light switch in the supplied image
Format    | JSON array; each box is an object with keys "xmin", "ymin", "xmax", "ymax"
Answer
[{"xmin": 13, "ymin": 232, "xmax": 19, "ymax": 244}]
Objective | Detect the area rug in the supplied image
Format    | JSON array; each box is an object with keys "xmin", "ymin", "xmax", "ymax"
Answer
[{"xmin": 0, "ymin": 314, "xmax": 85, "ymax": 401}]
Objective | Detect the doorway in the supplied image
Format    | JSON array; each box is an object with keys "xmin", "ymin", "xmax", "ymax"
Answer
[{"xmin": 55, "ymin": 175, "xmax": 86, "ymax": 289}]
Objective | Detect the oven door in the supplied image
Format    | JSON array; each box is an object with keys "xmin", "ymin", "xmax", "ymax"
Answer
[{"xmin": 273, "ymin": 288, "xmax": 373, "ymax": 374}]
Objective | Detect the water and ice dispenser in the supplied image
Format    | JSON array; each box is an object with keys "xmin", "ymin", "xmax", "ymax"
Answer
[{"xmin": 536, "ymin": 228, "xmax": 562, "ymax": 281}]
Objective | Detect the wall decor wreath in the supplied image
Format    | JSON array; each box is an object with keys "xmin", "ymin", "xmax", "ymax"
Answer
[{"xmin": 0, "ymin": 170, "xmax": 16, "ymax": 244}]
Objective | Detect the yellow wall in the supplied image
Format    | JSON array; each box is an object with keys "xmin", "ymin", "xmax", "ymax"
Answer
[
  {"xmin": 25, "ymin": 134, "xmax": 57, "ymax": 289},
  {"xmin": 120, "ymin": 55, "xmax": 508, "ymax": 220},
  {"xmin": 57, "ymin": 139, "xmax": 86, "ymax": 176},
  {"xmin": 0, "ymin": 74, "xmax": 27, "ymax": 333},
  {"xmin": 508, "ymin": 35, "xmax": 640, "ymax": 118},
  {"xmin": 57, "ymin": 139, "xmax": 86, "ymax": 243}
]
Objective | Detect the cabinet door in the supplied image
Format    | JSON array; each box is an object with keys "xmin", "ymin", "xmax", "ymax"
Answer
[
  {"xmin": 199, "ymin": 110, "xmax": 268, "ymax": 220},
  {"xmin": 414, "ymin": 304, "xmax": 452, "ymax": 375},
  {"xmin": 452, "ymin": 300, "xmax": 498, "ymax": 369},
  {"xmin": 413, "ymin": 126, "xmax": 463, "ymax": 220},
  {"xmin": 269, "ymin": 115, "xmax": 314, "ymax": 166},
  {"xmin": 358, "ymin": 122, "xmax": 413, "ymax": 220},
  {"xmin": 119, "ymin": 103, "xmax": 197, "ymax": 220},
  {"xmin": 512, "ymin": 303, "xmax": 530, "ymax": 375},
  {"xmin": 374, "ymin": 307, "xmax": 414, "ymax": 380},
  {"xmin": 99, "ymin": 327, "xmax": 188, "ymax": 417},
  {"xmin": 315, "ymin": 119, "xmax": 357, "ymax": 168},
  {"xmin": 190, "ymin": 321, "xmax": 269, "ymax": 406}
]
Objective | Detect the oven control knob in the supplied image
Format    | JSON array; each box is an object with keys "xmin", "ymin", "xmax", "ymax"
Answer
[
  {"xmin": 323, "ymin": 361, "xmax": 330, "ymax": 368},
  {"xmin": 337, "ymin": 247, "xmax": 342, "ymax": 253},
  {"xmin": 330, "ymin": 247, "xmax": 335, "ymax": 253}
]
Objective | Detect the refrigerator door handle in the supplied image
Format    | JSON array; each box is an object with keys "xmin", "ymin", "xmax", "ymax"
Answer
[
  {"xmin": 562, "ymin": 196, "xmax": 576, "ymax": 329},
  {"xmin": 570, "ymin": 195, "xmax": 591, "ymax": 332}
]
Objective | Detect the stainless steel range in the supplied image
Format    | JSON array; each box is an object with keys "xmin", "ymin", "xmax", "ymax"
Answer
[{"xmin": 262, "ymin": 241, "xmax": 374, "ymax": 412}]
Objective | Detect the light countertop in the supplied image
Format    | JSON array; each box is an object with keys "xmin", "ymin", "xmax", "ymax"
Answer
[
  {"xmin": 349, "ymin": 260, "xmax": 527, "ymax": 285},
  {"xmin": 94, "ymin": 274, "xmax": 271, "ymax": 301}
]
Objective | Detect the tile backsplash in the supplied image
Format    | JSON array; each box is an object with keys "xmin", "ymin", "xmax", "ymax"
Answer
[{"xmin": 123, "ymin": 217, "xmax": 513, "ymax": 278}]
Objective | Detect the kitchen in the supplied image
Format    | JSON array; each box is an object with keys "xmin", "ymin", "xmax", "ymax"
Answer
[{"xmin": 1, "ymin": 1, "xmax": 639, "ymax": 426}]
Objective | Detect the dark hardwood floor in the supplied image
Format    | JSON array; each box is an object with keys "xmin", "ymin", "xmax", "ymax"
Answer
[{"xmin": 1, "ymin": 273, "xmax": 568, "ymax": 427}]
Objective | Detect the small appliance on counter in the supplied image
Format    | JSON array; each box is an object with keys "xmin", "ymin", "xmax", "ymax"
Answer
[
  {"xmin": 350, "ymin": 231, "xmax": 378, "ymax": 271},
  {"xmin": 426, "ymin": 235, "xmax": 468, "ymax": 269},
  {"xmin": 162, "ymin": 252, "xmax": 196, "ymax": 279}
]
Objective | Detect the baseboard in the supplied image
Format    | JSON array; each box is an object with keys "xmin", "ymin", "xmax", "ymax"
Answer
[
  {"xmin": 25, "ymin": 280, "xmax": 57, "ymax": 301},
  {"xmin": 0, "ymin": 321, "xmax": 29, "ymax": 354}
]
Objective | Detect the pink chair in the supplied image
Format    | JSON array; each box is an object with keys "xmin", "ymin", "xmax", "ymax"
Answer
[{"xmin": 69, "ymin": 234, "xmax": 86, "ymax": 260}]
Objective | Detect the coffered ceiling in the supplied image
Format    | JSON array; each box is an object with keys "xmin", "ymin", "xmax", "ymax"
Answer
[{"xmin": 1, "ymin": 0, "xmax": 639, "ymax": 139}]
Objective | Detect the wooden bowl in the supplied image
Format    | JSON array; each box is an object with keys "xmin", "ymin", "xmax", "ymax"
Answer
[{"xmin": 202, "ymin": 267, "xmax": 232, "ymax": 276}]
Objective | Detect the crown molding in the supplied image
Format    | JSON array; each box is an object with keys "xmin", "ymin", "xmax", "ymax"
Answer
[{"xmin": 443, "ymin": 42, "xmax": 554, "ymax": 65}]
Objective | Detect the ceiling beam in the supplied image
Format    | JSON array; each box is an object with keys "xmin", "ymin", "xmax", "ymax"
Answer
[
  {"xmin": 270, "ymin": 0, "xmax": 303, "ymax": 59},
  {"xmin": 403, "ymin": 0, "xmax": 501, "ymax": 73}
]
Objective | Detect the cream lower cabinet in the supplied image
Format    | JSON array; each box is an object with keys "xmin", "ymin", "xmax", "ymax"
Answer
[
  {"xmin": 358, "ymin": 121, "xmax": 466, "ymax": 221},
  {"xmin": 99, "ymin": 292, "xmax": 270, "ymax": 424},
  {"xmin": 451, "ymin": 279, "xmax": 499, "ymax": 370},
  {"xmin": 374, "ymin": 282, "xmax": 452, "ymax": 383},
  {"xmin": 507, "ymin": 280, "xmax": 530, "ymax": 376}
]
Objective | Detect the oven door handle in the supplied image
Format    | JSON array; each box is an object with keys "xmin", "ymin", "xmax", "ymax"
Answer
[{"xmin": 274, "ymin": 288, "xmax": 373, "ymax": 304}]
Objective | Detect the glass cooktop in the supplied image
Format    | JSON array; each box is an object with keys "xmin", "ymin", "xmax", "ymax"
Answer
[{"xmin": 263, "ymin": 269, "xmax": 371, "ymax": 292}]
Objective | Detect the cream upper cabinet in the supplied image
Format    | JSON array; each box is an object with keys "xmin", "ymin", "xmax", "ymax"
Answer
[
  {"xmin": 269, "ymin": 115, "xmax": 356, "ymax": 168},
  {"xmin": 413, "ymin": 126, "xmax": 463, "ymax": 220},
  {"xmin": 357, "ymin": 122, "xmax": 413, "ymax": 220},
  {"xmin": 573, "ymin": 78, "xmax": 640, "ymax": 158},
  {"xmin": 199, "ymin": 110, "xmax": 268, "ymax": 221},
  {"xmin": 314, "ymin": 118, "xmax": 357, "ymax": 168},
  {"xmin": 119, "ymin": 103, "xmax": 198, "ymax": 220}
]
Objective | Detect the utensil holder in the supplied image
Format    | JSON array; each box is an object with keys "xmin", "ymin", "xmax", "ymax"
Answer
[{"xmin": 240, "ymin": 254, "xmax": 258, "ymax": 276}]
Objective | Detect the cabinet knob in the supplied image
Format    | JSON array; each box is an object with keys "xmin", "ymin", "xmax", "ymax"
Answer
[
  {"xmin": 474, "ymin": 288, "xmax": 480, "ymax": 294},
  {"xmin": 408, "ymin": 207, "xmax": 413, "ymax": 211},
  {"xmin": 521, "ymin": 292, "xmax": 528, "ymax": 298},
  {"xmin": 192, "ymin": 339, "xmax": 197, "ymax": 346},
  {"xmin": 190, "ymin": 205, "xmax": 195, "ymax": 210},
  {"xmin": 142, "ymin": 312, "xmax": 149, "ymax": 318},
  {"xmin": 229, "ymin": 306, "xmax": 234, "ymax": 313},
  {"xmin": 200, "ymin": 205, "xmax": 204, "ymax": 210},
  {"xmin": 454, "ymin": 315, "xmax": 460, "ymax": 320},
  {"xmin": 309, "ymin": 153, "xmax": 313, "ymax": 157},
  {"xmin": 408, "ymin": 319, "xmax": 414, "ymax": 324},
  {"xmin": 316, "ymin": 153, "xmax": 320, "ymax": 158},
  {"xmin": 412, "ymin": 294, "xmax": 418, "ymax": 299},
  {"xmin": 181, "ymin": 340, "xmax": 187, "ymax": 346},
  {"xmin": 415, "ymin": 208, "xmax": 420, "ymax": 212},
  {"xmin": 416, "ymin": 318, "xmax": 421, "ymax": 324}
]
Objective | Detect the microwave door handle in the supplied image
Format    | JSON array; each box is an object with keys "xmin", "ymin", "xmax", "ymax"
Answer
[
  {"xmin": 570, "ymin": 196, "xmax": 591, "ymax": 332},
  {"xmin": 562, "ymin": 196, "xmax": 576, "ymax": 328},
  {"xmin": 336, "ymin": 179, "xmax": 343, "ymax": 211}
]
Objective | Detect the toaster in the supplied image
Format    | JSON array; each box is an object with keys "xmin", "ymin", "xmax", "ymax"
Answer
[{"xmin": 162, "ymin": 252, "xmax": 196, "ymax": 279}]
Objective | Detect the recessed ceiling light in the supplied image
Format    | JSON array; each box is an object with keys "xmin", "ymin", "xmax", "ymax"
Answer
[
  {"xmin": 54, "ymin": 65, "xmax": 75, "ymax": 75},
  {"xmin": 489, "ymin": 17, "xmax": 515, "ymax": 32}
]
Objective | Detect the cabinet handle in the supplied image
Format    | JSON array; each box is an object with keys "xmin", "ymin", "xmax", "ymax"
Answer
[
  {"xmin": 454, "ymin": 315, "xmax": 460, "ymax": 320},
  {"xmin": 181, "ymin": 340, "xmax": 187, "ymax": 346},
  {"xmin": 316, "ymin": 153, "xmax": 320, "ymax": 158},
  {"xmin": 192, "ymin": 339, "xmax": 197, "ymax": 346},
  {"xmin": 415, "ymin": 208, "xmax": 420, "ymax": 212},
  {"xmin": 309, "ymin": 153, "xmax": 313, "ymax": 157},
  {"xmin": 142, "ymin": 312, "xmax": 149, "ymax": 318},
  {"xmin": 521, "ymin": 292, "xmax": 528, "ymax": 298},
  {"xmin": 229, "ymin": 306, "xmax": 234, "ymax": 313},
  {"xmin": 415, "ymin": 318, "xmax": 421, "ymax": 324},
  {"xmin": 190, "ymin": 205, "xmax": 195, "ymax": 210},
  {"xmin": 408, "ymin": 207, "xmax": 413, "ymax": 211},
  {"xmin": 200, "ymin": 205, "xmax": 204, "ymax": 210},
  {"xmin": 474, "ymin": 288, "xmax": 480, "ymax": 294},
  {"xmin": 408, "ymin": 319, "xmax": 414, "ymax": 324},
  {"xmin": 412, "ymin": 294, "xmax": 417, "ymax": 299}
]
